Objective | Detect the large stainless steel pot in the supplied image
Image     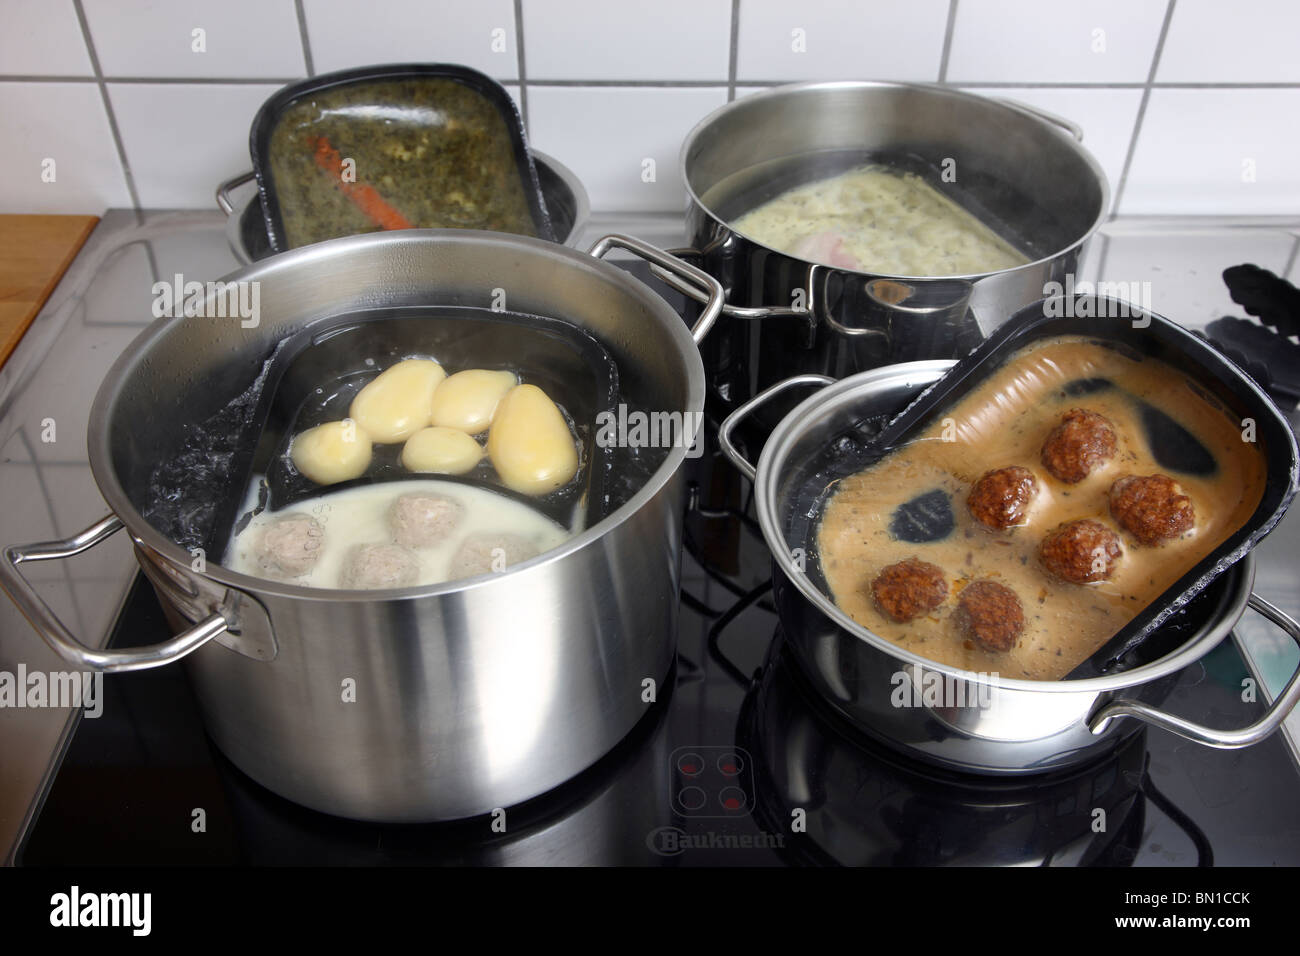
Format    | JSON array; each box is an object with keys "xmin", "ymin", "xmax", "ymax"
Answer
[
  {"xmin": 719, "ymin": 363, "xmax": 1300, "ymax": 775},
  {"xmin": 217, "ymin": 149, "xmax": 591, "ymax": 263},
  {"xmin": 665, "ymin": 81, "xmax": 1109, "ymax": 420},
  {"xmin": 0, "ymin": 230, "xmax": 724, "ymax": 822}
]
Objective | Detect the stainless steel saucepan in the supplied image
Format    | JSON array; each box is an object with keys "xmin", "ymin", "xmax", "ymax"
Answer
[
  {"xmin": 662, "ymin": 81, "xmax": 1109, "ymax": 424},
  {"xmin": 0, "ymin": 230, "xmax": 723, "ymax": 822},
  {"xmin": 719, "ymin": 362, "xmax": 1300, "ymax": 775}
]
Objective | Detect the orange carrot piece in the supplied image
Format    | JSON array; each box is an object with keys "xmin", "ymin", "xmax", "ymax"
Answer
[{"xmin": 307, "ymin": 134, "xmax": 413, "ymax": 231}]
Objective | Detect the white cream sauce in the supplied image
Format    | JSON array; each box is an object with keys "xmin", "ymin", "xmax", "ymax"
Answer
[
  {"xmin": 731, "ymin": 164, "xmax": 1028, "ymax": 276},
  {"xmin": 223, "ymin": 478, "xmax": 571, "ymax": 589}
]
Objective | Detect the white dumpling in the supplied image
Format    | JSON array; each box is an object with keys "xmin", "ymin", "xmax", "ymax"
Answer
[
  {"xmin": 339, "ymin": 543, "xmax": 419, "ymax": 590},
  {"xmin": 448, "ymin": 533, "xmax": 540, "ymax": 580},
  {"xmin": 255, "ymin": 513, "xmax": 325, "ymax": 578},
  {"xmin": 401, "ymin": 426, "xmax": 484, "ymax": 475},
  {"xmin": 429, "ymin": 369, "xmax": 517, "ymax": 434},
  {"xmin": 486, "ymin": 384, "xmax": 579, "ymax": 496},
  {"xmin": 290, "ymin": 419, "xmax": 372, "ymax": 485},
  {"xmin": 389, "ymin": 493, "xmax": 463, "ymax": 549},
  {"xmin": 349, "ymin": 358, "xmax": 446, "ymax": 443}
]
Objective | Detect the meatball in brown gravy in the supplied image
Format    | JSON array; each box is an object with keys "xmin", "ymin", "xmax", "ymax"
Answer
[
  {"xmin": 1040, "ymin": 408, "xmax": 1117, "ymax": 483},
  {"xmin": 1040, "ymin": 519, "xmax": 1122, "ymax": 584},
  {"xmin": 870, "ymin": 558, "xmax": 949, "ymax": 622},
  {"xmin": 1109, "ymin": 474, "xmax": 1195, "ymax": 545}
]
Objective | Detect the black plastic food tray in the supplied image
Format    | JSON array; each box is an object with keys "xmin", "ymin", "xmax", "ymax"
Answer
[
  {"xmin": 250, "ymin": 63, "xmax": 554, "ymax": 253},
  {"xmin": 206, "ymin": 305, "xmax": 618, "ymax": 560},
  {"xmin": 809, "ymin": 296, "xmax": 1299, "ymax": 680}
]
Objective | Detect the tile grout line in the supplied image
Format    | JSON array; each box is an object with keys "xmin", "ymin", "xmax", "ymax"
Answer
[
  {"xmin": 293, "ymin": 0, "xmax": 315, "ymax": 77},
  {"xmin": 0, "ymin": 75, "xmax": 307, "ymax": 85},
  {"xmin": 513, "ymin": 0, "xmax": 529, "ymax": 131},
  {"xmin": 70, "ymin": 0, "xmax": 142, "ymax": 216},
  {"xmin": 1280, "ymin": 234, "xmax": 1300, "ymax": 282},
  {"xmin": 4, "ymin": 74, "xmax": 1300, "ymax": 90},
  {"xmin": 937, "ymin": 0, "xmax": 958, "ymax": 83},
  {"xmin": 726, "ymin": 0, "xmax": 739, "ymax": 102},
  {"xmin": 1110, "ymin": 0, "xmax": 1178, "ymax": 218}
]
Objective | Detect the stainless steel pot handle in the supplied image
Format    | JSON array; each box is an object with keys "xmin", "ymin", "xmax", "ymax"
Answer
[
  {"xmin": 648, "ymin": 250, "xmax": 809, "ymax": 321},
  {"xmin": 0, "ymin": 514, "xmax": 230, "ymax": 673},
  {"xmin": 997, "ymin": 98, "xmax": 1084, "ymax": 142},
  {"xmin": 718, "ymin": 374, "xmax": 836, "ymax": 481},
  {"xmin": 588, "ymin": 234, "xmax": 725, "ymax": 343},
  {"xmin": 1088, "ymin": 593, "xmax": 1300, "ymax": 748},
  {"xmin": 216, "ymin": 170, "xmax": 255, "ymax": 216}
]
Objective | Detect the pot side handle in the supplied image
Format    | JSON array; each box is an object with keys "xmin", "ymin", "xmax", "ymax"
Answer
[
  {"xmin": 588, "ymin": 234, "xmax": 725, "ymax": 343},
  {"xmin": 996, "ymin": 98, "xmax": 1085, "ymax": 142},
  {"xmin": 718, "ymin": 374, "xmax": 837, "ymax": 481},
  {"xmin": 216, "ymin": 170, "xmax": 255, "ymax": 217},
  {"xmin": 648, "ymin": 252, "xmax": 810, "ymax": 321},
  {"xmin": 1088, "ymin": 593, "xmax": 1300, "ymax": 748},
  {"xmin": 0, "ymin": 514, "xmax": 229, "ymax": 673}
]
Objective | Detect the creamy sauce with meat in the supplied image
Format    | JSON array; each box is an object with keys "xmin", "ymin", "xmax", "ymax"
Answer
[
  {"xmin": 224, "ymin": 478, "xmax": 570, "ymax": 589},
  {"xmin": 816, "ymin": 337, "xmax": 1266, "ymax": 681},
  {"xmin": 731, "ymin": 164, "xmax": 1028, "ymax": 276}
]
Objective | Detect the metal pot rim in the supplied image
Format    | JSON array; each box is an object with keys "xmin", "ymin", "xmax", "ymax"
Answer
[
  {"xmin": 679, "ymin": 79, "xmax": 1111, "ymax": 282},
  {"xmin": 86, "ymin": 229, "xmax": 705, "ymax": 602},
  {"xmin": 752, "ymin": 360, "xmax": 1253, "ymax": 695}
]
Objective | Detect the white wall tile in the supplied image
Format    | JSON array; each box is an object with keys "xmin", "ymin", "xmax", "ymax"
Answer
[
  {"xmin": 974, "ymin": 88, "xmax": 1143, "ymax": 212},
  {"xmin": 1158, "ymin": 0, "xmax": 1300, "ymax": 83},
  {"xmin": 304, "ymin": 0, "xmax": 518, "ymax": 80},
  {"xmin": 736, "ymin": 0, "xmax": 948, "ymax": 82},
  {"xmin": 1098, "ymin": 228, "xmax": 1295, "ymax": 328},
  {"xmin": 0, "ymin": 0, "xmax": 93, "ymax": 76},
  {"xmin": 526, "ymin": 87, "xmax": 728, "ymax": 212},
  {"xmin": 1122, "ymin": 89, "xmax": 1300, "ymax": 216},
  {"xmin": 948, "ymin": 0, "xmax": 1166, "ymax": 83},
  {"xmin": 523, "ymin": 0, "xmax": 731, "ymax": 81},
  {"xmin": 109, "ymin": 83, "xmax": 280, "ymax": 207},
  {"xmin": 0, "ymin": 83, "xmax": 130, "ymax": 213},
  {"xmin": 82, "ymin": 0, "xmax": 304, "ymax": 78}
]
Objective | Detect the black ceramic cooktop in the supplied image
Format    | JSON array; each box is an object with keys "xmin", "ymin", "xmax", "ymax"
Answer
[
  {"xmin": 19, "ymin": 451, "xmax": 1300, "ymax": 867},
  {"xmin": 18, "ymin": 262, "xmax": 1300, "ymax": 867}
]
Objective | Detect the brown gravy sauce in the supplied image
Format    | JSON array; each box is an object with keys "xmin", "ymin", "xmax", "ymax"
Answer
[{"xmin": 816, "ymin": 337, "xmax": 1266, "ymax": 681}]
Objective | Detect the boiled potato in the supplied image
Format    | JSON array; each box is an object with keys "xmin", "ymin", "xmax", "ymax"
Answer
[
  {"xmin": 401, "ymin": 426, "xmax": 485, "ymax": 475},
  {"xmin": 487, "ymin": 384, "xmax": 579, "ymax": 495},
  {"xmin": 349, "ymin": 358, "xmax": 446, "ymax": 443},
  {"xmin": 429, "ymin": 369, "xmax": 517, "ymax": 434},
  {"xmin": 290, "ymin": 419, "xmax": 372, "ymax": 485}
]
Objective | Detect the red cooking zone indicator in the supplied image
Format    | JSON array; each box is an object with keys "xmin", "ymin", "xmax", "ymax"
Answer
[
  {"xmin": 676, "ymin": 752, "xmax": 704, "ymax": 776},
  {"xmin": 669, "ymin": 746, "xmax": 755, "ymax": 817},
  {"xmin": 720, "ymin": 787, "xmax": 747, "ymax": 811}
]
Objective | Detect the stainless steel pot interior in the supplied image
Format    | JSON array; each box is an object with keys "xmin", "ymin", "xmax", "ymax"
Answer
[
  {"xmin": 747, "ymin": 362, "xmax": 1256, "ymax": 695},
  {"xmin": 86, "ymin": 230, "xmax": 706, "ymax": 602},
  {"xmin": 682, "ymin": 80, "xmax": 1109, "ymax": 277}
]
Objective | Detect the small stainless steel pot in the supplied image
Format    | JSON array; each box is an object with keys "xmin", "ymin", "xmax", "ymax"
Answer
[
  {"xmin": 719, "ymin": 363, "xmax": 1300, "ymax": 775},
  {"xmin": 664, "ymin": 81, "xmax": 1109, "ymax": 421},
  {"xmin": 217, "ymin": 149, "xmax": 591, "ymax": 264},
  {"xmin": 0, "ymin": 230, "xmax": 723, "ymax": 821}
]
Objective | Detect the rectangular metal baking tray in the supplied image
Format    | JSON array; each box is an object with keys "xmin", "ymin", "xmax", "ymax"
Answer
[
  {"xmin": 855, "ymin": 296, "xmax": 1300, "ymax": 679},
  {"xmin": 249, "ymin": 63, "xmax": 555, "ymax": 253}
]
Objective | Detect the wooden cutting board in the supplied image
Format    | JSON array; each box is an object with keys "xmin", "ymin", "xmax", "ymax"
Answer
[{"xmin": 0, "ymin": 214, "xmax": 99, "ymax": 368}]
